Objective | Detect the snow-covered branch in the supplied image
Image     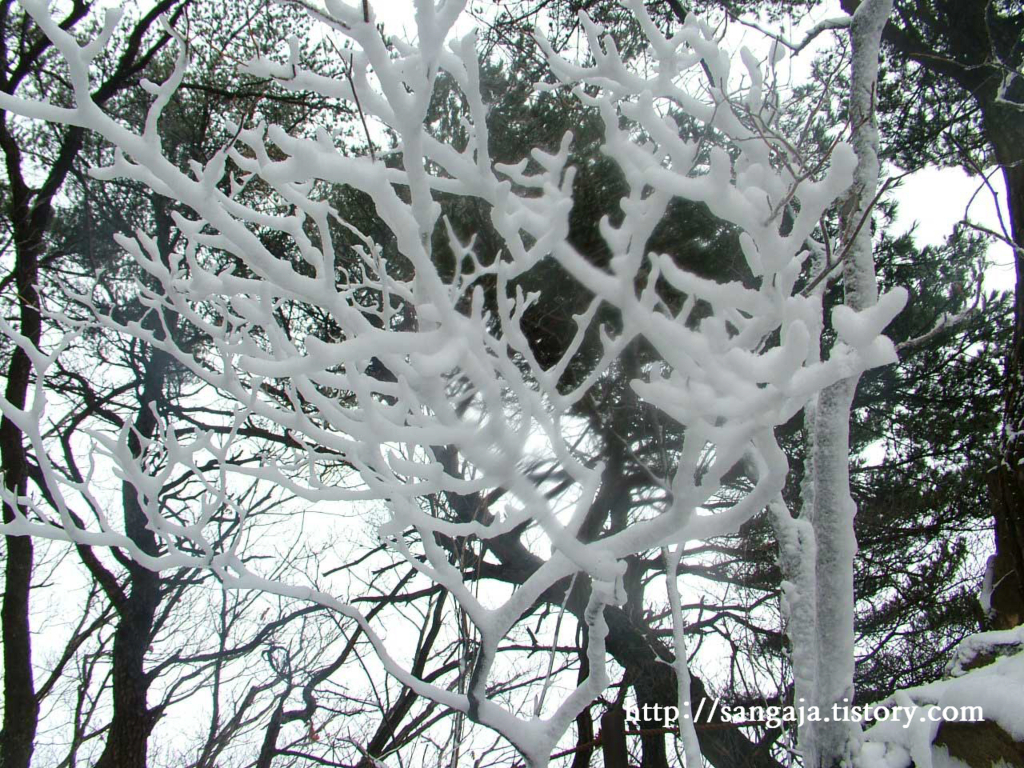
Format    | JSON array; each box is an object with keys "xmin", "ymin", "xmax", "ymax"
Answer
[{"xmin": 0, "ymin": 0, "xmax": 903, "ymax": 763}]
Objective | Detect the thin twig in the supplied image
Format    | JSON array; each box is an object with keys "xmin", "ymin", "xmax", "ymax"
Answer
[
  {"xmin": 802, "ymin": 174, "xmax": 902, "ymax": 295},
  {"xmin": 534, "ymin": 571, "xmax": 577, "ymax": 717},
  {"xmin": 346, "ymin": 52, "xmax": 376, "ymax": 162},
  {"xmin": 325, "ymin": 35, "xmax": 376, "ymax": 162}
]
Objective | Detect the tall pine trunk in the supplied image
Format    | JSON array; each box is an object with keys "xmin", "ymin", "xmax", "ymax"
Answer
[
  {"xmin": 985, "ymin": 99, "xmax": 1024, "ymax": 629},
  {"xmin": 803, "ymin": 1, "xmax": 892, "ymax": 765}
]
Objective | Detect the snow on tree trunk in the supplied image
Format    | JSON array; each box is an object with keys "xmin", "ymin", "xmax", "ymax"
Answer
[
  {"xmin": 805, "ymin": 1, "xmax": 894, "ymax": 766},
  {"xmin": 0, "ymin": 0, "xmax": 902, "ymax": 764}
]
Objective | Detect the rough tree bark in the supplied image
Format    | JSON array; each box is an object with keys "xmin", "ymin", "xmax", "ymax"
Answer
[{"xmin": 985, "ymin": 100, "xmax": 1024, "ymax": 628}]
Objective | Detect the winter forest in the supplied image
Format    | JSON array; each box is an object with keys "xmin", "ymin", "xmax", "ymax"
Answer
[{"xmin": 0, "ymin": 0, "xmax": 1021, "ymax": 766}]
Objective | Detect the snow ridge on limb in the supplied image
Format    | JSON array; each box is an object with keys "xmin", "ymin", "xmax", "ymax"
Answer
[{"xmin": 0, "ymin": 0, "xmax": 902, "ymax": 764}]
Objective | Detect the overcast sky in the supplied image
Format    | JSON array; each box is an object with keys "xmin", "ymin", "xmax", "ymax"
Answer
[{"xmin": 892, "ymin": 166, "xmax": 1015, "ymax": 293}]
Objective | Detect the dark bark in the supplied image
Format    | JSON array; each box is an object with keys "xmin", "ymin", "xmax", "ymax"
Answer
[
  {"xmin": 0, "ymin": 5, "xmax": 191, "ymax": 765},
  {"xmin": 0, "ymin": 33, "xmax": 59, "ymax": 768},
  {"xmin": 985, "ymin": 100, "xmax": 1024, "ymax": 627},
  {"xmin": 571, "ymin": 633, "xmax": 596, "ymax": 768},
  {"xmin": 0, "ymin": 235, "xmax": 42, "ymax": 768},
  {"xmin": 254, "ymin": 696, "xmax": 289, "ymax": 768},
  {"xmin": 92, "ymin": 199, "xmax": 177, "ymax": 768},
  {"xmin": 603, "ymin": 606, "xmax": 783, "ymax": 768},
  {"xmin": 988, "ymin": 465, "xmax": 1024, "ymax": 629},
  {"xmin": 873, "ymin": 0, "xmax": 1024, "ymax": 625},
  {"xmin": 600, "ymin": 708, "xmax": 629, "ymax": 768}
]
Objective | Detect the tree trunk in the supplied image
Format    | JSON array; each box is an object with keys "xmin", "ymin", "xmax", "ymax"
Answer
[
  {"xmin": 870, "ymin": 0, "xmax": 1024, "ymax": 632},
  {"xmin": 93, "ymin": 347, "xmax": 173, "ymax": 768},
  {"xmin": 806, "ymin": 1, "xmax": 892, "ymax": 766},
  {"xmin": 603, "ymin": 606, "xmax": 786, "ymax": 768},
  {"xmin": 0, "ymin": 149, "xmax": 49, "ymax": 768},
  {"xmin": 1, "ymin": 431, "xmax": 40, "ymax": 768},
  {"xmin": 0, "ymin": 317, "xmax": 40, "ymax": 768},
  {"xmin": 92, "ymin": 563, "xmax": 162, "ymax": 768},
  {"xmin": 984, "ymin": 96, "xmax": 1024, "ymax": 629},
  {"xmin": 600, "ymin": 708, "xmax": 629, "ymax": 768},
  {"xmin": 0, "ymin": 8, "xmax": 189, "ymax": 764}
]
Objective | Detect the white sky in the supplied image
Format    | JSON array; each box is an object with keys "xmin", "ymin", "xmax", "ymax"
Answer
[{"xmin": 892, "ymin": 166, "xmax": 1015, "ymax": 293}]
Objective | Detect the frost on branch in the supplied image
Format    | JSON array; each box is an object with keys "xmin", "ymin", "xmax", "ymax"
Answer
[{"xmin": 0, "ymin": 0, "xmax": 903, "ymax": 763}]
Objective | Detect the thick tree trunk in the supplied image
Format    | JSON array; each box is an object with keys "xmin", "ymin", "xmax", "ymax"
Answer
[
  {"xmin": 985, "ymin": 99, "xmax": 1024, "ymax": 629},
  {"xmin": 806, "ymin": 379, "xmax": 859, "ymax": 767},
  {"xmin": 0, "ymin": 293, "xmax": 40, "ymax": 768},
  {"xmin": 600, "ymin": 708, "xmax": 629, "ymax": 768},
  {"xmin": 0, "ymin": 162, "xmax": 49, "ymax": 768},
  {"xmin": 1, "ymin": 388, "xmax": 40, "ymax": 768},
  {"xmin": 0, "ymin": 534, "xmax": 36, "ymax": 768},
  {"xmin": 92, "ymin": 564, "xmax": 162, "ymax": 768},
  {"xmin": 0, "ymin": 8, "xmax": 189, "ymax": 765},
  {"xmin": 987, "ymin": 469, "xmax": 1024, "ymax": 628},
  {"xmin": 93, "ymin": 347, "xmax": 173, "ymax": 768}
]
